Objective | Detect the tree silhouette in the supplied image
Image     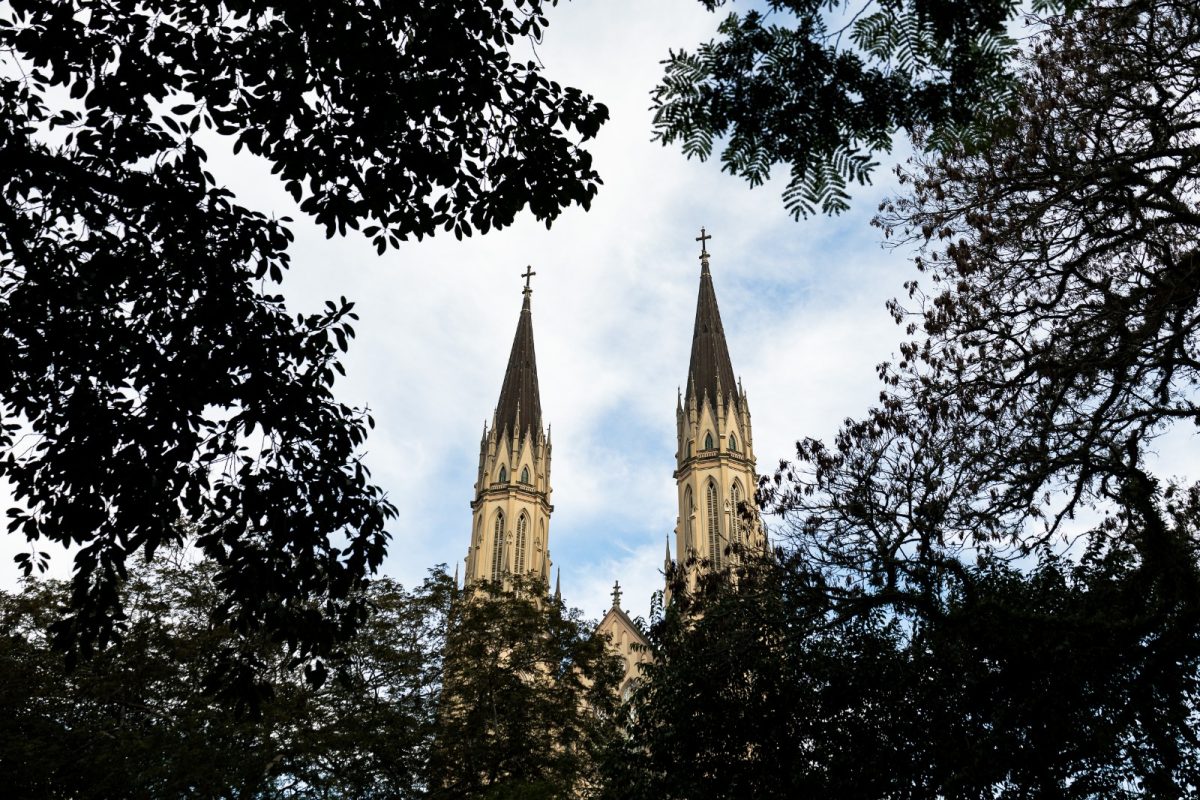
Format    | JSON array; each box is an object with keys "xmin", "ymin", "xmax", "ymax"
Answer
[
  {"xmin": 654, "ymin": 0, "xmax": 1087, "ymax": 217},
  {"xmin": 0, "ymin": 0, "xmax": 607, "ymax": 688}
]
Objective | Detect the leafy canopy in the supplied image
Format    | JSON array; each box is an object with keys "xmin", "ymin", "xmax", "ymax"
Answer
[
  {"xmin": 429, "ymin": 577, "xmax": 623, "ymax": 800},
  {"xmin": 653, "ymin": 0, "xmax": 1085, "ymax": 217},
  {"xmin": 0, "ymin": 0, "xmax": 607, "ymax": 689},
  {"xmin": 0, "ymin": 562, "xmax": 621, "ymax": 798},
  {"xmin": 608, "ymin": 3, "xmax": 1200, "ymax": 795},
  {"xmin": 0, "ymin": 557, "xmax": 455, "ymax": 798},
  {"xmin": 609, "ymin": 533, "xmax": 1200, "ymax": 798},
  {"xmin": 762, "ymin": 0, "xmax": 1200, "ymax": 619}
]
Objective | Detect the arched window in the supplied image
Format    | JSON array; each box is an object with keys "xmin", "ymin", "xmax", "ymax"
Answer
[
  {"xmin": 704, "ymin": 432, "xmax": 714, "ymax": 450},
  {"xmin": 490, "ymin": 512, "xmax": 505, "ymax": 581},
  {"xmin": 730, "ymin": 481, "xmax": 745, "ymax": 548},
  {"xmin": 468, "ymin": 516, "xmax": 483, "ymax": 578},
  {"xmin": 515, "ymin": 513, "xmax": 529, "ymax": 573},
  {"xmin": 706, "ymin": 481, "xmax": 722, "ymax": 568},
  {"xmin": 498, "ymin": 465, "xmax": 508, "ymax": 484},
  {"xmin": 729, "ymin": 433, "xmax": 738, "ymax": 452},
  {"xmin": 520, "ymin": 466, "xmax": 530, "ymax": 484},
  {"xmin": 683, "ymin": 486, "xmax": 694, "ymax": 554}
]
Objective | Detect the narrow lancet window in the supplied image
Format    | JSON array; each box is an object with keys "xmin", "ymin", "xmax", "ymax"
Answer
[
  {"xmin": 520, "ymin": 466, "xmax": 530, "ymax": 484},
  {"xmin": 731, "ymin": 481, "xmax": 745, "ymax": 549},
  {"xmin": 706, "ymin": 481, "xmax": 722, "ymax": 568},
  {"xmin": 683, "ymin": 486, "xmax": 695, "ymax": 555},
  {"xmin": 490, "ymin": 512, "xmax": 505, "ymax": 581},
  {"xmin": 515, "ymin": 513, "xmax": 528, "ymax": 574}
]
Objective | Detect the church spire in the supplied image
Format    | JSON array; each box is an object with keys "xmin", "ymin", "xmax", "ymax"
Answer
[
  {"xmin": 494, "ymin": 267, "xmax": 542, "ymax": 441},
  {"xmin": 464, "ymin": 267, "xmax": 554, "ymax": 590},
  {"xmin": 672, "ymin": 228, "xmax": 764, "ymax": 593},
  {"xmin": 685, "ymin": 228, "xmax": 738, "ymax": 412}
]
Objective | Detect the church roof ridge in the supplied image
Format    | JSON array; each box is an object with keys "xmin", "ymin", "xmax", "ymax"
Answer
[
  {"xmin": 685, "ymin": 229, "xmax": 739, "ymax": 412},
  {"xmin": 494, "ymin": 270, "xmax": 542, "ymax": 441}
]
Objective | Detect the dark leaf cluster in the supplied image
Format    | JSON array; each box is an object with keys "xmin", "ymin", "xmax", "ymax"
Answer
[
  {"xmin": 761, "ymin": 1, "xmax": 1200, "ymax": 616},
  {"xmin": 0, "ymin": 0, "xmax": 607, "ymax": 691},
  {"xmin": 837, "ymin": 0, "xmax": 1200, "ymax": 556},
  {"xmin": 608, "ymin": 535, "xmax": 1200, "ymax": 798},
  {"xmin": 0, "ymin": 556, "xmax": 454, "ymax": 798},
  {"xmin": 626, "ymin": 3, "xmax": 1200, "ymax": 795},
  {"xmin": 0, "ymin": 559, "xmax": 619, "ymax": 798},
  {"xmin": 428, "ymin": 576, "xmax": 623, "ymax": 800},
  {"xmin": 653, "ymin": 0, "xmax": 1085, "ymax": 217}
]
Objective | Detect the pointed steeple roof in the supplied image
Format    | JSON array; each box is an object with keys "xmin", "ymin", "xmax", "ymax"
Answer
[
  {"xmin": 685, "ymin": 235, "xmax": 739, "ymax": 411},
  {"xmin": 495, "ymin": 285, "xmax": 543, "ymax": 441}
]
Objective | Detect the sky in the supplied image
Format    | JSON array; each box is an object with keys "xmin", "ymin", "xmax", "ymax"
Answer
[
  {"xmin": 0, "ymin": 0, "xmax": 988, "ymax": 621},
  {"xmin": 7, "ymin": 1, "xmax": 1194, "ymax": 625},
  {"xmin": 252, "ymin": 0, "xmax": 913, "ymax": 623}
]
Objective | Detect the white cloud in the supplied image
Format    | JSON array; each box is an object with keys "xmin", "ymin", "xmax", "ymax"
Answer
[
  {"xmin": 0, "ymin": 1, "xmax": 921, "ymax": 623},
  {"xmin": 9, "ymin": 0, "xmax": 1192, "ymax": 630}
]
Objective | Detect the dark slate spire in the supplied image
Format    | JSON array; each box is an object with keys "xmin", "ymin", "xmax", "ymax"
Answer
[
  {"xmin": 686, "ymin": 230, "xmax": 739, "ymax": 410},
  {"xmin": 495, "ymin": 276, "xmax": 542, "ymax": 441}
]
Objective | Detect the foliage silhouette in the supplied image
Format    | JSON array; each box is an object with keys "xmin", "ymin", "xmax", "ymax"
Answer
[
  {"xmin": 0, "ymin": 0, "xmax": 607, "ymax": 689},
  {"xmin": 611, "ymin": 4, "xmax": 1200, "ymax": 795},
  {"xmin": 607, "ymin": 534, "xmax": 1200, "ymax": 798},
  {"xmin": 428, "ymin": 576, "xmax": 623, "ymax": 800},
  {"xmin": 0, "ymin": 555, "xmax": 455, "ymax": 797},
  {"xmin": 655, "ymin": 0, "xmax": 1087, "ymax": 217},
  {"xmin": 0, "ymin": 560, "xmax": 620, "ymax": 797}
]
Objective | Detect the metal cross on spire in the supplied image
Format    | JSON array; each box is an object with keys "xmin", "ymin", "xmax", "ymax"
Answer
[
  {"xmin": 611, "ymin": 580, "xmax": 622, "ymax": 609},
  {"xmin": 696, "ymin": 227, "xmax": 712, "ymax": 258},
  {"xmin": 522, "ymin": 265, "xmax": 536, "ymax": 294}
]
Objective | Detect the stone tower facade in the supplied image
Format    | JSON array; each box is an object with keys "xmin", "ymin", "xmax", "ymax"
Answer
[
  {"xmin": 671, "ymin": 235, "xmax": 765, "ymax": 589},
  {"xmin": 456, "ymin": 234, "xmax": 763, "ymax": 697},
  {"xmin": 463, "ymin": 279, "xmax": 554, "ymax": 588}
]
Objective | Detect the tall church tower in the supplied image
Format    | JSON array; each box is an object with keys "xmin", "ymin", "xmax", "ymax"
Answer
[
  {"xmin": 672, "ymin": 230, "xmax": 765, "ymax": 586},
  {"xmin": 463, "ymin": 271, "xmax": 554, "ymax": 588}
]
